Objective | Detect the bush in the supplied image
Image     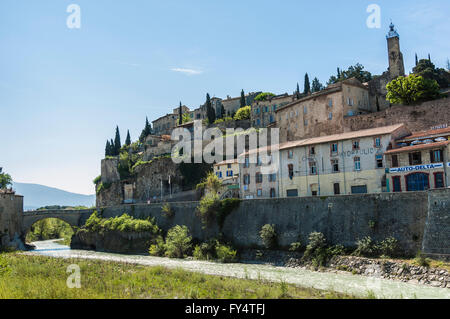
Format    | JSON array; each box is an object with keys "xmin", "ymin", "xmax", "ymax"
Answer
[
  {"xmin": 164, "ymin": 225, "xmax": 192, "ymax": 258},
  {"xmin": 216, "ymin": 244, "xmax": 237, "ymax": 263},
  {"xmin": 149, "ymin": 236, "xmax": 166, "ymax": 257},
  {"xmin": 193, "ymin": 240, "xmax": 217, "ymax": 261},
  {"xmin": 93, "ymin": 175, "xmax": 101, "ymax": 185},
  {"xmin": 254, "ymin": 92, "xmax": 275, "ymax": 102},
  {"xmin": 289, "ymin": 242, "xmax": 303, "ymax": 253},
  {"xmin": 414, "ymin": 250, "xmax": 430, "ymax": 268},
  {"xmin": 233, "ymin": 106, "xmax": 251, "ymax": 121},
  {"xmin": 302, "ymin": 232, "xmax": 328, "ymax": 266},
  {"xmin": 161, "ymin": 203, "xmax": 175, "ymax": 219},
  {"xmin": 259, "ymin": 224, "xmax": 277, "ymax": 249},
  {"xmin": 196, "ymin": 193, "xmax": 221, "ymax": 227},
  {"xmin": 353, "ymin": 236, "xmax": 377, "ymax": 257},
  {"xmin": 377, "ymin": 237, "xmax": 399, "ymax": 258},
  {"xmin": 386, "ymin": 74, "xmax": 441, "ymax": 105}
]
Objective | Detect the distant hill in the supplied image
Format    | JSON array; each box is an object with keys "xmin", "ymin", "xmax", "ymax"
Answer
[{"xmin": 12, "ymin": 182, "xmax": 96, "ymax": 211}]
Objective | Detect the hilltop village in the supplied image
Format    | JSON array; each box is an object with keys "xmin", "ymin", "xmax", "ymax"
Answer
[{"xmin": 95, "ymin": 24, "xmax": 450, "ymax": 206}]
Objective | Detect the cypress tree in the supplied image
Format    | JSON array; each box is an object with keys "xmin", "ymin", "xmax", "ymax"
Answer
[
  {"xmin": 206, "ymin": 93, "xmax": 215, "ymax": 124},
  {"xmin": 125, "ymin": 130, "xmax": 131, "ymax": 146},
  {"xmin": 415, "ymin": 53, "xmax": 419, "ymax": 66},
  {"xmin": 295, "ymin": 83, "xmax": 300, "ymax": 98},
  {"xmin": 139, "ymin": 117, "xmax": 152, "ymax": 142},
  {"xmin": 114, "ymin": 126, "xmax": 121, "ymax": 155},
  {"xmin": 240, "ymin": 90, "xmax": 246, "ymax": 108},
  {"xmin": 337, "ymin": 67, "xmax": 341, "ymax": 79},
  {"xmin": 105, "ymin": 140, "xmax": 111, "ymax": 157},
  {"xmin": 428, "ymin": 54, "xmax": 431, "ymax": 62},
  {"xmin": 178, "ymin": 102, "xmax": 183, "ymax": 125},
  {"xmin": 304, "ymin": 73, "xmax": 311, "ymax": 95},
  {"xmin": 311, "ymin": 77, "xmax": 323, "ymax": 93},
  {"xmin": 110, "ymin": 139, "xmax": 115, "ymax": 155}
]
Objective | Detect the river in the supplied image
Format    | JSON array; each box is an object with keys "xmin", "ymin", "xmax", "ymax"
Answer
[{"xmin": 27, "ymin": 239, "xmax": 450, "ymax": 299}]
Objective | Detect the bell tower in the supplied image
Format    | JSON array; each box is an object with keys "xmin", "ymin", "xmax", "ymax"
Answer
[{"xmin": 386, "ymin": 22, "xmax": 405, "ymax": 79}]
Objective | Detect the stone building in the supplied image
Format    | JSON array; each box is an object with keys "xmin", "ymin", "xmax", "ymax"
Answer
[
  {"xmin": 0, "ymin": 190, "xmax": 24, "ymax": 250},
  {"xmin": 277, "ymin": 124, "xmax": 410, "ymax": 197},
  {"xmin": 384, "ymin": 126, "xmax": 450, "ymax": 192},
  {"xmin": 367, "ymin": 23, "xmax": 406, "ymax": 111},
  {"xmin": 221, "ymin": 92, "xmax": 261, "ymax": 117},
  {"xmin": 214, "ymin": 159, "xmax": 240, "ymax": 199},
  {"xmin": 275, "ymin": 78, "xmax": 372, "ymax": 142},
  {"xmin": 251, "ymin": 93, "xmax": 296, "ymax": 128},
  {"xmin": 152, "ymin": 105, "xmax": 190, "ymax": 135},
  {"xmin": 238, "ymin": 124, "xmax": 411, "ymax": 199}
]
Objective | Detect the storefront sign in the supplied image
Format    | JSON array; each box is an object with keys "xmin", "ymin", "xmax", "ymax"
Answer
[{"xmin": 389, "ymin": 163, "xmax": 444, "ymax": 173}]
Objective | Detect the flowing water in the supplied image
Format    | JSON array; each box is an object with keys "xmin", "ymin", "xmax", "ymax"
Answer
[{"xmin": 28, "ymin": 239, "xmax": 450, "ymax": 299}]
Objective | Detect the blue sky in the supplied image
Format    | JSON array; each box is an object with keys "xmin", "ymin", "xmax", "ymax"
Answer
[{"xmin": 1, "ymin": 0, "xmax": 449, "ymax": 195}]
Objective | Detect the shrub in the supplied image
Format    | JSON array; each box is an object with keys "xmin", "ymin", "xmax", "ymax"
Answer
[
  {"xmin": 233, "ymin": 106, "xmax": 251, "ymax": 121},
  {"xmin": 193, "ymin": 240, "xmax": 217, "ymax": 261},
  {"xmin": 353, "ymin": 236, "xmax": 377, "ymax": 257},
  {"xmin": 196, "ymin": 193, "xmax": 221, "ymax": 227},
  {"xmin": 254, "ymin": 92, "xmax": 275, "ymax": 102},
  {"xmin": 149, "ymin": 236, "xmax": 166, "ymax": 257},
  {"xmin": 164, "ymin": 225, "xmax": 192, "ymax": 258},
  {"xmin": 327, "ymin": 244, "xmax": 345, "ymax": 257},
  {"xmin": 215, "ymin": 243, "xmax": 238, "ymax": 263},
  {"xmin": 217, "ymin": 199, "xmax": 241, "ymax": 229},
  {"xmin": 161, "ymin": 203, "xmax": 175, "ymax": 219},
  {"xmin": 302, "ymin": 232, "xmax": 328, "ymax": 266},
  {"xmin": 93, "ymin": 175, "xmax": 101, "ymax": 185},
  {"xmin": 386, "ymin": 74, "xmax": 441, "ymax": 105},
  {"xmin": 289, "ymin": 242, "xmax": 303, "ymax": 253},
  {"xmin": 259, "ymin": 224, "xmax": 277, "ymax": 249},
  {"xmin": 377, "ymin": 237, "xmax": 399, "ymax": 258},
  {"xmin": 414, "ymin": 250, "xmax": 430, "ymax": 268}
]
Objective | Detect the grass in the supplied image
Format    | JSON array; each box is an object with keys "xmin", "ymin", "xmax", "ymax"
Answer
[{"xmin": 0, "ymin": 253, "xmax": 355, "ymax": 299}]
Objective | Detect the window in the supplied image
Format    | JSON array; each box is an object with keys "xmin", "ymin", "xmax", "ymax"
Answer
[
  {"xmin": 226, "ymin": 170, "xmax": 233, "ymax": 177},
  {"xmin": 269, "ymin": 173, "xmax": 277, "ymax": 182},
  {"xmin": 243, "ymin": 174, "xmax": 250, "ymax": 185},
  {"xmin": 256, "ymin": 119, "xmax": 261, "ymax": 126},
  {"xmin": 352, "ymin": 140, "xmax": 360, "ymax": 150},
  {"xmin": 256, "ymin": 173, "xmax": 263, "ymax": 184},
  {"xmin": 227, "ymin": 164, "xmax": 232, "ymax": 169},
  {"xmin": 333, "ymin": 183, "xmax": 340, "ymax": 195},
  {"xmin": 409, "ymin": 152, "xmax": 422, "ymax": 165},
  {"xmin": 354, "ymin": 157, "xmax": 361, "ymax": 171},
  {"xmin": 328, "ymin": 113, "xmax": 333, "ymax": 120},
  {"xmin": 309, "ymin": 146, "xmax": 316, "ymax": 156},
  {"xmin": 304, "ymin": 106, "xmax": 307, "ymax": 114},
  {"xmin": 288, "ymin": 164, "xmax": 294, "ymax": 180},
  {"xmin": 328, "ymin": 99, "xmax": 333, "ymax": 107},
  {"xmin": 304, "ymin": 119, "xmax": 308, "ymax": 126},
  {"xmin": 331, "ymin": 143, "xmax": 338, "ymax": 154},
  {"xmin": 430, "ymin": 150, "xmax": 443, "ymax": 163},
  {"xmin": 257, "ymin": 155, "xmax": 262, "ymax": 166},
  {"xmin": 270, "ymin": 188, "xmax": 276, "ymax": 198},
  {"xmin": 244, "ymin": 157, "xmax": 250, "ymax": 168},
  {"xmin": 434, "ymin": 172, "xmax": 445, "ymax": 188},
  {"xmin": 286, "ymin": 189, "xmax": 298, "ymax": 197},
  {"xmin": 257, "ymin": 189, "xmax": 262, "ymax": 197},
  {"xmin": 391, "ymin": 155, "xmax": 399, "ymax": 168},
  {"xmin": 347, "ymin": 98, "xmax": 354, "ymax": 106},
  {"xmin": 288, "ymin": 150, "xmax": 294, "ymax": 159},
  {"xmin": 374, "ymin": 137, "xmax": 381, "ymax": 148},
  {"xmin": 309, "ymin": 161, "xmax": 317, "ymax": 175},
  {"xmin": 392, "ymin": 176, "xmax": 402, "ymax": 192},
  {"xmin": 331, "ymin": 159, "xmax": 339, "ymax": 173},
  {"xmin": 376, "ymin": 155, "xmax": 384, "ymax": 168},
  {"xmin": 351, "ymin": 185, "xmax": 368, "ymax": 194},
  {"xmin": 406, "ymin": 173, "xmax": 429, "ymax": 191}
]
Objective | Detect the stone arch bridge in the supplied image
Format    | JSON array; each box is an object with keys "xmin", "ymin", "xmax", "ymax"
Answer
[{"xmin": 22, "ymin": 209, "xmax": 95, "ymax": 235}]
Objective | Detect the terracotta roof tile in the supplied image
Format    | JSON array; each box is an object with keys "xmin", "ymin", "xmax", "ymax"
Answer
[{"xmin": 384, "ymin": 140, "xmax": 450, "ymax": 155}]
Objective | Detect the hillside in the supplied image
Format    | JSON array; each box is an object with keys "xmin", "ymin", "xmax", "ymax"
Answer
[{"xmin": 12, "ymin": 182, "xmax": 95, "ymax": 211}]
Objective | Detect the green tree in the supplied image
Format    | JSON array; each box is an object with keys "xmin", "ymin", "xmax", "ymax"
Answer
[
  {"xmin": 139, "ymin": 117, "xmax": 152, "ymax": 142},
  {"xmin": 0, "ymin": 170, "xmax": 12, "ymax": 189},
  {"xmin": 415, "ymin": 53, "xmax": 419, "ymax": 66},
  {"xmin": 386, "ymin": 74, "xmax": 440, "ymax": 105},
  {"xmin": 205, "ymin": 93, "xmax": 216, "ymax": 124},
  {"xmin": 234, "ymin": 105, "xmax": 251, "ymax": 121},
  {"xmin": 254, "ymin": 92, "xmax": 275, "ymax": 102},
  {"xmin": 446, "ymin": 58, "xmax": 450, "ymax": 71},
  {"xmin": 240, "ymin": 90, "xmax": 246, "ymax": 109},
  {"xmin": 295, "ymin": 82, "xmax": 301, "ymax": 98},
  {"xmin": 178, "ymin": 102, "xmax": 183, "ymax": 125},
  {"xmin": 304, "ymin": 73, "xmax": 311, "ymax": 94},
  {"xmin": 327, "ymin": 63, "xmax": 372, "ymax": 85},
  {"xmin": 311, "ymin": 77, "xmax": 324, "ymax": 93},
  {"xmin": 105, "ymin": 140, "xmax": 111, "ymax": 157},
  {"xmin": 113, "ymin": 126, "xmax": 121, "ymax": 155},
  {"xmin": 125, "ymin": 130, "xmax": 131, "ymax": 146},
  {"xmin": 412, "ymin": 59, "xmax": 449, "ymax": 88}
]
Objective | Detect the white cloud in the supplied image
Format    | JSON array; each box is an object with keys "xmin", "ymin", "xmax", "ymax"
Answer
[{"xmin": 170, "ymin": 67, "xmax": 203, "ymax": 75}]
